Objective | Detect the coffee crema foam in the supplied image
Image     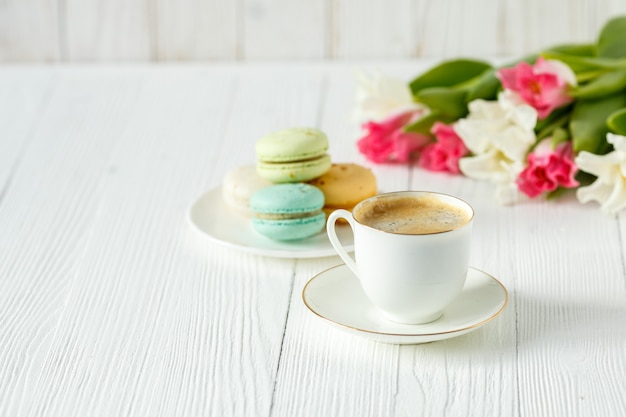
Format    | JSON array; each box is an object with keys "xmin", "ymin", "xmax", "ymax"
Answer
[{"xmin": 354, "ymin": 195, "xmax": 471, "ymax": 234}]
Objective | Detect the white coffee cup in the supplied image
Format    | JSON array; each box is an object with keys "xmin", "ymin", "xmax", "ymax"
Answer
[{"xmin": 326, "ymin": 191, "xmax": 474, "ymax": 324}]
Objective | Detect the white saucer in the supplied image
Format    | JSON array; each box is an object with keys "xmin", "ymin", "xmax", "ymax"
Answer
[
  {"xmin": 188, "ymin": 187, "xmax": 354, "ymax": 258},
  {"xmin": 302, "ymin": 265, "xmax": 508, "ymax": 344}
]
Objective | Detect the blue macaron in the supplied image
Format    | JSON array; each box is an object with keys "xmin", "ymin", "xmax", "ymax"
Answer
[{"xmin": 250, "ymin": 183, "xmax": 326, "ymax": 240}]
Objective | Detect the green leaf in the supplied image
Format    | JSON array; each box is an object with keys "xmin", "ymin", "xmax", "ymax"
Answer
[
  {"xmin": 535, "ymin": 105, "xmax": 571, "ymax": 132},
  {"xmin": 571, "ymin": 69, "xmax": 626, "ymax": 99},
  {"xmin": 544, "ymin": 43, "xmax": 596, "ymax": 57},
  {"xmin": 414, "ymin": 87, "xmax": 469, "ymax": 120},
  {"xmin": 574, "ymin": 170, "xmax": 597, "ymax": 186},
  {"xmin": 540, "ymin": 52, "xmax": 623, "ymax": 73},
  {"xmin": 607, "ymin": 108, "xmax": 626, "ymax": 135},
  {"xmin": 551, "ymin": 127, "xmax": 570, "ymax": 145},
  {"xmin": 465, "ymin": 68, "xmax": 500, "ymax": 102},
  {"xmin": 502, "ymin": 54, "xmax": 538, "ymax": 67},
  {"xmin": 598, "ymin": 16, "xmax": 626, "ymax": 58},
  {"xmin": 546, "ymin": 186, "xmax": 570, "ymax": 200},
  {"xmin": 535, "ymin": 111, "xmax": 571, "ymax": 140},
  {"xmin": 570, "ymin": 93, "xmax": 626, "ymax": 154},
  {"xmin": 409, "ymin": 59, "xmax": 492, "ymax": 94},
  {"xmin": 404, "ymin": 111, "xmax": 455, "ymax": 135},
  {"xmin": 575, "ymin": 69, "xmax": 611, "ymax": 84}
]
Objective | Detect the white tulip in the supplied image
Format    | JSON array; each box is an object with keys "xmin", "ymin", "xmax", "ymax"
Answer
[
  {"xmin": 353, "ymin": 71, "xmax": 427, "ymax": 123},
  {"xmin": 576, "ymin": 133, "xmax": 626, "ymax": 214},
  {"xmin": 456, "ymin": 92, "xmax": 537, "ymax": 204}
]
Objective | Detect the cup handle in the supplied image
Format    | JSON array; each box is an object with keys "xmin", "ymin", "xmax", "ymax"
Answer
[{"xmin": 326, "ymin": 209, "xmax": 358, "ymax": 278}]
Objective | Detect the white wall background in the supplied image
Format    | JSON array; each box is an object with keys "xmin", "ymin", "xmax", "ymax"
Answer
[{"xmin": 1, "ymin": 0, "xmax": 626, "ymax": 62}]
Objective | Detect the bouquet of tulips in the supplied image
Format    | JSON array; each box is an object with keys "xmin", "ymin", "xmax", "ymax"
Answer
[{"xmin": 354, "ymin": 16, "xmax": 626, "ymax": 213}]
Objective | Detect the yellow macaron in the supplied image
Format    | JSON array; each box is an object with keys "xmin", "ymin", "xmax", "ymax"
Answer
[{"xmin": 307, "ymin": 163, "xmax": 377, "ymax": 215}]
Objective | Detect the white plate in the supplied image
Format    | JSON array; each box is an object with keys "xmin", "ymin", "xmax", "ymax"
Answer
[
  {"xmin": 302, "ymin": 265, "xmax": 508, "ymax": 344},
  {"xmin": 188, "ymin": 187, "xmax": 354, "ymax": 258}
]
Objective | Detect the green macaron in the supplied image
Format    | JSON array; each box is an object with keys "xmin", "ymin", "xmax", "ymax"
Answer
[
  {"xmin": 250, "ymin": 183, "xmax": 326, "ymax": 241},
  {"xmin": 256, "ymin": 127, "xmax": 332, "ymax": 182}
]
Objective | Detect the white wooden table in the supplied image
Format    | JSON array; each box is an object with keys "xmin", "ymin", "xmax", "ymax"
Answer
[{"xmin": 1, "ymin": 63, "xmax": 625, "ymax": 417}]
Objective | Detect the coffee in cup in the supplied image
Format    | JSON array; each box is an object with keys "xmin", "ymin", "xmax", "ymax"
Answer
[
  {"xmin": 353, "ymin": 194, "xmax": 472, "ymax": 235},
  {"xmin": 326, "ymin": 191, "xmax": 474, "ymax": 324}
]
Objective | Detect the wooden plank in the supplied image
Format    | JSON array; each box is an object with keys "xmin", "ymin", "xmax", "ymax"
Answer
[
  {"xmin": 0, "ymin": 0, "xmax": 60, "ymax": 61},
  {"xmin": 3, "ymin": 0, "xmax": 626, "ymax": 61},
  {"xmin": 154, "ymin": 0, "xmax": 239, "ymax": 60},
  {"xmin": 512, "ymin": 200, "xmax": 626, "ymax": 417},
  {"xmin": 243, "ymin": 0, "xmax": 327, "ymax": 59},
  {"xmin": 0, "ymin": 68, "xmax": 52, "ymax": 192},
  {"xmin": 331, "ymin": 0, "xmax": 414, "ymax": 59},
  {"xmin": 2, "ymin": 62, "xmax": 626, "ymax": 417},
  {"xmin": 473, "ymin": 0, "xmax": 626, "ymax": 57},
  {"xmin": 0, "ymin": 65, "xmax": 331, "ymax": 415},
  {"xmin": 273, "ymin": 258, "xmax": 402, "ymax": 416},
  {"xmin": 63, "ymin": 0, "xmax": 152, "ymax": 60},
  {"xmin": 1, "ymin": 69, "xmax": 246, "ymax": 415},
  {"xmin": 0, "ymin": 68, "xmax": 150, "ymax": 416},
  {"xmin": 412, "ymin": 0, "xmax": 502, "ymax": 57}
]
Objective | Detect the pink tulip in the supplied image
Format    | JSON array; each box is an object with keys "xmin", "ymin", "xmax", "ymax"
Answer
[
  {"xmin": 419, "ymin": 122, "xmax": 469, "ymax": 174},
  {"xmin": 357, "ymin": 110, "xmax": 430, "ymax": 163},
  {"xmin": 497, "ymin": 57, "xmax": 576, "ymax": 119},
  {"xmin": 516, "ymin": 139, "xmax": 579, "ymax": 198}
]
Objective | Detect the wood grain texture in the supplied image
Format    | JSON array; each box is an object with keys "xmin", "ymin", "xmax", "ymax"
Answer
[
  {"xmin": 3, "ymin": 0, "xmax": 626, "ymax": 62},
  {"xmin": 331, "ymin": 0, "xmax": 415, "ymax": 59},
  {"xmin": 0, "ymin": 0, "xmax": 59, "ymax": 61},
  {"xmin": 242, "ymin": 0, "xmax": 327, "ymax": 59},
  {"xmin": 154, "ymin": 0, "xmax": 238, "ymax": 60},
  {"xmin": 0, "ymin": 68, "xmax": 52, "ymax": 193},
  {"xmin": 1, "ymin": 63, "xmax": 626, "ymax": 417},
  {"xmin": 63, "ymin": 0, "xmax": 153, "ymax": 60}
]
